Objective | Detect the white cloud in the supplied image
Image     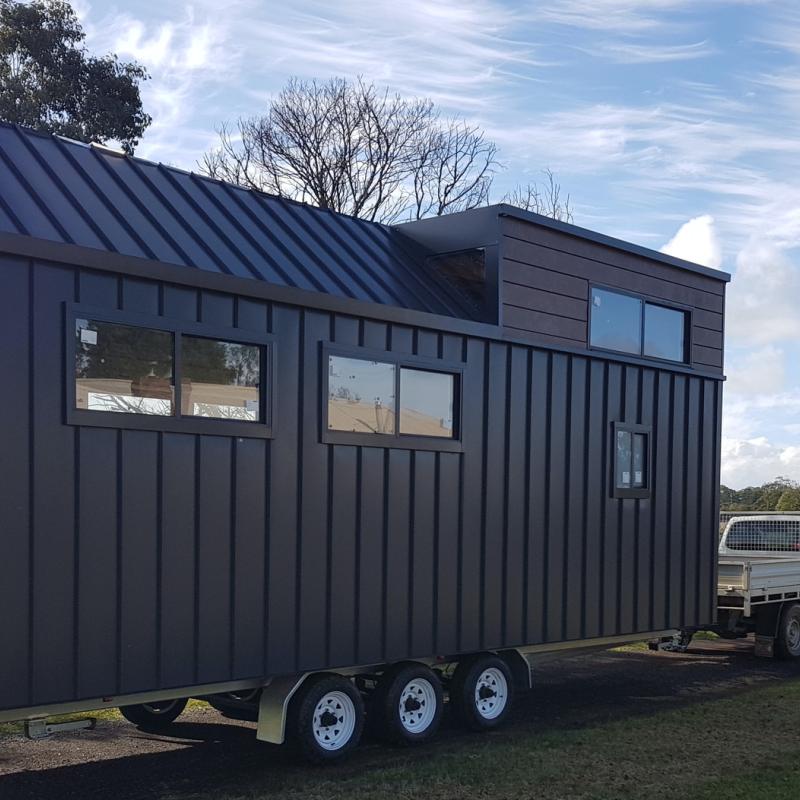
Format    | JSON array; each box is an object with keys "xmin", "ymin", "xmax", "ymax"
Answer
[
  {"xmin": 726, "ymin": 345, "xmax": 785, "ymax": 396},
  {"xmin": 721, "ymin": 436, "xmax": 800, "ymax": 488},
  {"xmin": 660, "ymin": 214, "xmax": 722, "ymax": 268},
  {"xmin": 726, "ymin": 240, "xmax": 800, "ymax": 345}
]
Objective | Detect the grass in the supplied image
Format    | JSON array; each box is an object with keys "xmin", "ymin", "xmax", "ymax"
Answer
[{"xmin": 163, "ymin": 676, "xmax": 800, "ymax": 800}]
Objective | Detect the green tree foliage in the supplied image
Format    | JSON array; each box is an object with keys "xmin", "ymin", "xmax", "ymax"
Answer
[
  {"xmin": 721, "ymin": 477, "xmax": 800, "ymax": 512},
  {"xmin": 0, "ymin": 0, "xmax": 150, "ymax": 153}
]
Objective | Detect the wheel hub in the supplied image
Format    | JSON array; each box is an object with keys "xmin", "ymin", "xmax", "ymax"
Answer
[
  {"xmin": 312, "ymin": 690, "xmax": 357, "ymax": 751},
  {"xmin": 398, "ymin": 678, "xmax": 437, "ymax": 733},
  {"xmin": 474, "ymin": 667, "xmax": 508, "ymax": 720}
]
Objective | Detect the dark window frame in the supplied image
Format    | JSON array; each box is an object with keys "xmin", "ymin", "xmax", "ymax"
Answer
[
  {"xmin": 588, "ymin": 285, "xmax": 692, "ymax": 366},
  {"xmin": 611, "ymin": 421, "xmax": 652, "ymax": 499},
  {"xmin": 321, "ymin": 343, "xmax": 464, "ymax": 453},
  {"xmin": 65, "ymin": 303, "xmax": 275, "ymax": 439}
]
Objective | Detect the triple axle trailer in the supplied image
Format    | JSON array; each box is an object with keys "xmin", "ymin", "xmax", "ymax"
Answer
[{"xmin": 0, "ymin": 123, "xmax": 729, "ymax": 761}]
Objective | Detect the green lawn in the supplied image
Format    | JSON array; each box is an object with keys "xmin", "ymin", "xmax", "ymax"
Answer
[{"xmin": 176, "ymin": 677, "xmax": 800, "ymax": 800}]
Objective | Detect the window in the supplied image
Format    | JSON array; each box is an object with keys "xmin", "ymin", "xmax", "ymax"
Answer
[
  {"xmin": 182, "ymin": 336, "xmax": 261, "ymax": 421},
  {"xmin": 590, "ymin": 288, "xmax": 641, "ymax": 355},
  {"xmin": 725, "ymin": 519, "xmax": 800, "ymax": 552},
  {"xmin": 613, "ymin": 423, "xmax": 650, "ymax": 498},
  {"xmin": 399, "ymin": 368, "xmax": 454, "ymax": 438},
  {"xmin": 324, "ymin": 350, "xmax": 460, "ymax": 451},
  {"xmin": 643, "ymin": 303, "xmax": 685, "ymax": 362},
  {"xmin": 590, "ymin": 287, "xmax": 688, "ymax": 363},
  {"xmin": 76, "ymin": 320, "xmax": 174, "ymax": 415},
  {"xmin": 70, "ymin": 311, "xmax": 270, "ymax": 437},
  {"xmin": 327, "ymin": 356, "xmax": 396, "ymax": 434}
]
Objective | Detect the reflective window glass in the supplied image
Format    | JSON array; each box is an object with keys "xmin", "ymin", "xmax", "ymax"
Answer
[
  {"xmin": 75, "ymin": 319, "xmax": 174, "ymax": 415},
  {"xmin": 590, "ymin": 288, "xmax": 642, "ymax": 355},
  {"xmin": 644, "ymin": 303, "xmax": 686, "ymax": 362},
  {"xmin": 399, "ymin": 368, "xmax": 455, "ymax": 438},
  {"xmin": 328, "ymin": 356, "xmax": 396, "ymax": 434},
  {"xmin": 182, "ymin": 336, "xmax": 261, "ymax": 421},
  {"xmin": 616, "ymin": 429, "xmax": 633, "ymax": 489}
]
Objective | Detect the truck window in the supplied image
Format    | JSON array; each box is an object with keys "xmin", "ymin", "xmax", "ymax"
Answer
[{"xmin": 726, "ymin": 519, "xmax": 800, "ymax": 551}]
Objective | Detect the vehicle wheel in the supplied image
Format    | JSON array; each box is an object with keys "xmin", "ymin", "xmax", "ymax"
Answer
[
  {"xmin": 776, "ymin": 603, "xmax": 800, "ymax": 659},
  {"xmin": 119, "ymin": 698, "xmax": 188, "ymax": 730},
  {"xmin": 207, "ymin": 690, "xmax": 260, "ymax": 721},
  {"xmin": 371, "ymin": 662, "xmax": 444, "ymax": 745},
  {"xmin": 285, "ymin": 675, "xmax": 364, "ymax": 763},
  {"xmin": 450, "ymin": 654, "xmax": 514, "ymax": 731}
]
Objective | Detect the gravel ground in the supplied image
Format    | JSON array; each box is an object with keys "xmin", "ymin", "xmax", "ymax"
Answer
[{"xmin": 0, "ymin": 637, "xmax": 795, "ymax": 800}]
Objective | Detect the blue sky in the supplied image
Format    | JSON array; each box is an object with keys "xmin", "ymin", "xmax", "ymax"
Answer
[{"xmin": 73, "ymin": 0, "xmax": 800, "ymax": 488}]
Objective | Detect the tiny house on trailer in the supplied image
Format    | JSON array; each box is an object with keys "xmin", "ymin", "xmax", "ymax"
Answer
[{"xmin": 0, "ymin": 123, "xmax": 729, "ymax": 760}]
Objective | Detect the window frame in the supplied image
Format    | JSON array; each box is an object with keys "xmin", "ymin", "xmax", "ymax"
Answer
[
  {"xmin": 588, "ymin": 285, "xmax": 692, "ymax": 366},
  {"xmin": 65, "ymin": 304, "xmax": 275, "ymax": 439},
  {"xmin": 611, "ymin": 421, "xmax": 652, "ymax": 499},
  {"xmin": 321, "ymin": 343, "xmax": 464, "ymax": 453}
]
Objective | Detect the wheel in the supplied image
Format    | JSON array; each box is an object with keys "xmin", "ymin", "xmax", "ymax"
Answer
[
  {"xmin": 370, "ymin": 662, "xmax": 444, "ymax": 745},
  {"xmin": 776, "ymin": 603, "xmax": 800, "ymax": 659},
  {"xmin": 450, "ymin": 654, "xmax": 514, "ymax": 731},
  {"xmin": 207, "ymin": 690, "xmax": 260, "ymax": 721},
  {"xmin": 285, "ymin": 675, "xmax": 364, "ymax": 763},
  {"xmin": 119, "ymin": 697, "xmax": 188, "ymax": 730}
]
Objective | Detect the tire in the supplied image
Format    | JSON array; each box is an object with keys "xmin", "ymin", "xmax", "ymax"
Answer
[
  {"xmin": 370, "ymin": 662, "xmax": 444, "ymax": 745},
  {"xmin": 119, "ymin": 697, "xmax": 188, "ymax": 730},
  {"xmin": 206, "ymin": 690, "xmax": 260, "ymax": 721},
  {"xmin": 776, "ymin": 603, "xmax": 800, "ymax": 659},
  {"xmin": 450, "ymin": 654, "xmax": 514, "ymax": 731},
  {"xmin": 285, "ymin": 675, "xmax": 364, "ymax": 763}
]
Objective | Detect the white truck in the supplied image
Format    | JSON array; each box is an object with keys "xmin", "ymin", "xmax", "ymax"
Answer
[{"xmin": 712, "ymin": 515, "xmax": 800, "ymax": 658}]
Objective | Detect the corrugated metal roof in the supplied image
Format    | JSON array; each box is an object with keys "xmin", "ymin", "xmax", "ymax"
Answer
[{"xmin": 0, "ymin": 123, "xmax": 482, "ymax": 320}]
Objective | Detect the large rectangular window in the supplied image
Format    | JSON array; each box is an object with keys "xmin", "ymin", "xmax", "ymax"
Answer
[
  {"xmin": 590, "ymin": 287, "xmax": 688, "ymax": 364},
  {"xmin": 71, "ymin": 311, "xmax": 270, "ymax": 437},
  {"xmin": 324, "ymin": 350, "xmax": 460, "ymax": 451}
]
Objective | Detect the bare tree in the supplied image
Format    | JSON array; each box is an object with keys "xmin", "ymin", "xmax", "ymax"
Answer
[
  {"xmin": 504, "ymin": 169, "xmax": 573, "ymax": 223},
  {"xmin": 201, "ymin": 76, "xmax": 569, "ymax": 224}
]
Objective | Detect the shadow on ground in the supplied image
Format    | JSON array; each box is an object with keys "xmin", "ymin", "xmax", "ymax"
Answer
[{"xmin": 0, "ymin": 638, "xmax": 797, "ymax": 799}]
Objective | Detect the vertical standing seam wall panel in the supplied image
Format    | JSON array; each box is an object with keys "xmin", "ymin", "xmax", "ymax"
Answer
[{"xmin": 0, "ymin": 255, "xmax": 723, "ymax": 713}]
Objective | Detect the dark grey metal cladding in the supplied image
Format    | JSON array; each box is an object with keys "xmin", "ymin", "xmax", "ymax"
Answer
[
  {"xmin": 0, "ymin": 254, "xmax": 721, "ymax": 712},
  {"xmin": 0, "ymin": 123, "xmax": 481, "ymax": 322},
  {"xmin": 500, "ymin": 216, "xmax": 727, "ymax": 371}
]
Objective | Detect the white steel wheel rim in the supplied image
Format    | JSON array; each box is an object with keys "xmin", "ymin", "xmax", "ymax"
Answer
[
  {"xmin": 398, "ymin": 678, "xmax": 437, "ymax": 734},
  {"xmin": 474, "ymin": 667, "xmax": 508, "ymax": 720},
  {"xmin": 312, "ymin": 691, "xmax": 357, "ymax": 751},
  {"xmin": 788, "ymin": 617, "xmax": 800, "ymax": 651}
]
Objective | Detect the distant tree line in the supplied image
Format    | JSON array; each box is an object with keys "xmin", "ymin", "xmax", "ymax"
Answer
[{"xmin": 720, "ymin": 477, "xmax": 800, "ymax": 512}]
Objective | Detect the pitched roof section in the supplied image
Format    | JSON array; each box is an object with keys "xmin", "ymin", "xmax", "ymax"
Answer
[{"xmin": 0, "ymin": 123, "xmax": 482, "ymax": 321}]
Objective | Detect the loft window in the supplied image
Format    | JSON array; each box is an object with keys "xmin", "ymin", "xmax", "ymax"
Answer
[
  {"xmin": 324, "ymin": 350, "xmax": 461, "ymax": 451},
  {"xmin": 70, "ymin": 310, "xmax": 271, "ymax": 438},
  {"xmin": 613, "ymin": 423, "xmax": 650, "ymax": 499},
  {"xmin": 590, "ymin": 287, "xmax": 687, "ymax": 363}
]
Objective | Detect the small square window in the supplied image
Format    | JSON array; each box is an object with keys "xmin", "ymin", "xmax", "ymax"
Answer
[
  {"xmin": 182, "ymin": 336, "xmax": 262, "ymax": 421},
  {"xmin": 399, "ymin": 368, "xmax": 455, "ymax": 438},
  {"xmin": 613, "ymin": 423, "xmax": 650, "ymax": 498},
  {"xmin": 327, "ymin": 355, "xmax": 396, "ymax": 434},
  {"xmin": 75, "ymin": 319, "xmax": 174, "ymax": 416}
]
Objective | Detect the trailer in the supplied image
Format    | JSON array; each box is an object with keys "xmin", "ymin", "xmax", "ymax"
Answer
[{"xmin": 0, "ymin": 123, "xmax": 729, "ymax": 762}]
